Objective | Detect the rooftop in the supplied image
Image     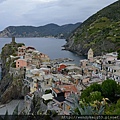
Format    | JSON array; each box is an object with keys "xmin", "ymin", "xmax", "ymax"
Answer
[
  {"xmin": 106, "ymin": 52, "xmax": 118, "ymax": 57},
  {"xmin": 40, "ymin": 68, "xmax": 50, "ymax": 71},
  {"xmin": 53, "ymin": 96, "xmax": 65, "ymax": 102},
  {"xmin": 52, "ymin": 88, "xmax": 62, "ymax": 94},
  {"xmin": 109, "ymin": 66, "xmax": 120, "ymax": 70},
  {"xmin": 44, "ymin": 74, "xmax": 53, "ymax": 79},
  {"xmin": 59, "ymin": 85, "xmax": 78, "ymax": 93},
  {"xmin": 42, "ymin": 93, "xmax": 53, "ymax": 101},
  {"xmin": 113, "ymin": 72, "xmax": 120, "ymax": 76},
  {"xmin": 26, "ymin": 46, "xmax": 36, "ymax": 50},
  {"xmin": 66, "ymin": 66, "xmax": 81, "ymax": 70}
]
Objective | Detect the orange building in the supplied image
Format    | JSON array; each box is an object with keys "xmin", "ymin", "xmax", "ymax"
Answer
[
  {"xmin": 59, "ymin": 85, "xmax": 78, "ymax": 97},
  {"xmin": 58, "ymin": 64, "xmax": 67, "ymax": 71}
]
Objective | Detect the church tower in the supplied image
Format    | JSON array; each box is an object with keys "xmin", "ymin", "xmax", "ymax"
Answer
[
  {"xmin": 88, "ymin": 48, "xmax": 93, "ymax": 62},
  {"xmin": 12, "ymin": 37, "xmax": 15, "ymax": 43}
]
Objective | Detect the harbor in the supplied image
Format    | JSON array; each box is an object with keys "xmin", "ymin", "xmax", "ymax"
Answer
[{"xmin": 50, "ymin": 57, "xmax": 74, "ymax": 65}]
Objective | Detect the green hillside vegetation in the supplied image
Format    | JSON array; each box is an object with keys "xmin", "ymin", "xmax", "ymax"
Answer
[
  {"xmin": 0, "ymin": 23, "xmax": 81, "ymax": 39},
  {"xmin": 66, "ymin": 1, "xmax": 120, "ymax": 56}
]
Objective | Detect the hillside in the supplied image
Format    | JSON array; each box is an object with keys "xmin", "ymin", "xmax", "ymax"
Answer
[
  {"xmin": 0, "ymin": 23, "xmax": 81, "ymax": 39},
  {"xmin": 64, "ymin": 1, "xmax": 120, "ymax": 56}
]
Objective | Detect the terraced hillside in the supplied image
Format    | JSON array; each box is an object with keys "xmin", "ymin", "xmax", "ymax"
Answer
[{"xmin": 65, "ymin": 1, "xmax": 120, "ymax": 56}]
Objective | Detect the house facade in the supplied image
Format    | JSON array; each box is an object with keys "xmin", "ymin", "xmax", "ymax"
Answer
[
  {"xmin": 16, "ymin": 59, "xmax": 28, "ymax": 68},
  {"xmin": 18, "ymin": 45, "xmax": 26, "ymax": 56}
]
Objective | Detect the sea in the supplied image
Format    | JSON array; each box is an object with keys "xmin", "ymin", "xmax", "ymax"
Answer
[
  {"xmin": 0, "ymin": 37, "xmax": 86, "ymax": 65},
  {"xmin": 0, "ymin": 37, "xmax": 86, "ymax": 114}
]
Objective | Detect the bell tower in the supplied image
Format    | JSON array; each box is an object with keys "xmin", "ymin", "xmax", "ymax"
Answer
[{"xmin": 88, "ymin": 48, "xmax": 93, "ymax": 62}]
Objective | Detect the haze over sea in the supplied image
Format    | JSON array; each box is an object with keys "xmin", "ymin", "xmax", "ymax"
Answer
[{"xmin": 0, "ymin": 38, "xmax": 86, "ymax": 65}]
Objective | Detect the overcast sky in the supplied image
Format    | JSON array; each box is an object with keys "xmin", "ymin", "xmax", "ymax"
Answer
[{"xmin": 0, "ymin": 0, "xmax": 118, "ymax": 31}]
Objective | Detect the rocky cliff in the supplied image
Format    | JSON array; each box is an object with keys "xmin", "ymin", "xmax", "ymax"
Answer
[
  {"xmin": 0, "ymin": 38, "xmax": 26, "ymax": 104},
  {"xmin": 64, "ymin": 1, "xmax": 120, "ymax": 56}
]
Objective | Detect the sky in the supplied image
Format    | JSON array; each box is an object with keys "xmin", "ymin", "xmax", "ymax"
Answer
[{"xmin": 0, "ymin": 0, "xmax": 118, "ymax": 31}]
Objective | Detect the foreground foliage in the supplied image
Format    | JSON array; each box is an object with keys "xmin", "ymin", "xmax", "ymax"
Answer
[{"xmin": 80, "ymin": 79, "xmax": 120, "ymax": 115}]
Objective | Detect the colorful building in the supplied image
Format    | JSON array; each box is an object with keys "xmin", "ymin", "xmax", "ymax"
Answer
[{"xmin": 16, "ymin": 59, "xmax": 28, "ymax": 68}]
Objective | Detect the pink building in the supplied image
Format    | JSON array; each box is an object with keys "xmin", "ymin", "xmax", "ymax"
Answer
[{"xmin": 16, "ymin": 59, "xmax": 28, "ymax": 68}]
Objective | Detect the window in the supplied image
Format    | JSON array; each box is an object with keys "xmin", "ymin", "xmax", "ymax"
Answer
[
  {"xmin": 67, "ymin": 105, "xmax": 70, "ymax": 110},
  {"xmin": 18, "ymin": 62, "xmax": 19, "ymax": 64},
  {"xmin": 18, "ymin": 65, "xmax": 19, "ymax": 67}
]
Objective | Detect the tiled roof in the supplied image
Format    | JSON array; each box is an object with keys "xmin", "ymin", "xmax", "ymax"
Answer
[
  {"xmin": 52, "ymin": 88, "xmax": 62, "ymax": 94},
  {"xmin": 59, "ymin": 85, "xmax": 78, "ymax": 93}
]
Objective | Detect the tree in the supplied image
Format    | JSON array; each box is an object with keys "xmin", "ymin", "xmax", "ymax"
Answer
[
  {"xmin": 45, "ymin": 89, "xmax": 52, "ymax": 94},
  {"xmin": 81, "ymin": 83, "xmax": 101, "ymax": 103},
  {"xmin": 105, "ymin": 99, "xmax": 120, "ymax": 115},
  {"xmin": 101, "ymin": 79, "xmax": 117, "ymax": 102},
  {"xmin": 89, "ymin": 91, "xmax": 103, "ymax": 103},
  {"xmin": 89, "ymin": 83, "xmax": 101, "ymax": 92},
  {"xmin": 115, "ymin": 84, "xmax": 120, "ymax": 96}
]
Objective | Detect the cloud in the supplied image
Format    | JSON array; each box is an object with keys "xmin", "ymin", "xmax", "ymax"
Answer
[
  {"xmin": 0, "ymin": 0, "xmax": 118, "ymax": 30},
  {"xmin": 0, "ymin": 0, "xmax": 7, "ymax": 3},
  {"xmin": 22, "ymin": 0, "xmax": 118, "ymax": 25}
]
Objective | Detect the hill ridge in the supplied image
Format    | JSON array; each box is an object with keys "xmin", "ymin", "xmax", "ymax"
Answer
[{"xmin": 0, "ymin": 22, "xmax": 81, "ymax": 38}]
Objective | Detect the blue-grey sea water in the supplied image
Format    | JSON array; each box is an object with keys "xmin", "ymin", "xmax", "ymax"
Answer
[{"xmin": 0, "ymin": 37, "xmax": 86, "ymax": 65}]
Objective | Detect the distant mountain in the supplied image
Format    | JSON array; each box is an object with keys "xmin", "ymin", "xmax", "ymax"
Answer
[
  {"xmin": 64, "ymin": 1, "xmax": 120, "ymax": 56},
  {"xmin": 0, "ymin": 23, "xmax": 81, "ymax": 38}
]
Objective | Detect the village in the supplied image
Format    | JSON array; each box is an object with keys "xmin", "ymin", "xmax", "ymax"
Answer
[{"xmin": 7, "ymin": 38, "xmax": 120, "ymax": 115}]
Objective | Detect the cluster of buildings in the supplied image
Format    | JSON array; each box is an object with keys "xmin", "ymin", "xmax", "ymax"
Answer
[{"xmin": 8, "ymin": 38, "xmax": 120, "ymax": 115}]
